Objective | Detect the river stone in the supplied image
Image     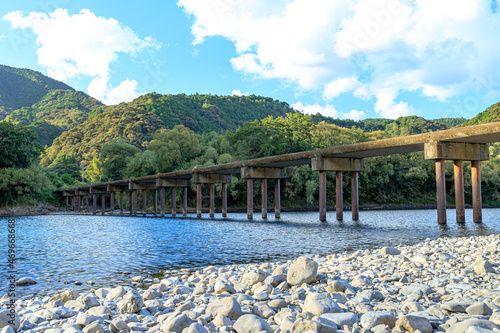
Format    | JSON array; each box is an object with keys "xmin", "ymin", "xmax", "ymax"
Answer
[
  {"xmin": 491, "ymin": 312, "xmax": 500, "ymax": 325},
  {"xmin": 160, "ymin": 313, "xmax": 192, "ymax": 333},
  {"xmin": 214, "ymin": 280, "xmax": 236, "ymax": 294},
  {"xmin": 49, "ymin": 289, "xmax": 80, "ymax": 304},
  {"xmin": 15, "ymin": 277, "xmax": 37, "ymax": 286},
  {"xmin": 118, "ymin": 290, "xmax": 144, "ymax": 314},
  {"xmin": 401, "ymin": 301, "xmax": 424, "ymax": 313},
  {"xmin": 287, "ymin": 256, "xmax": 318, "ymax": 286},
  {"xmin": 0, "ymin": 309, "xmax": 20, "ymax": 331},
  {"xmin": 442, "ymin": 302, "xmax": 470, "ymax": 313},
  {"xmin": 107, "ymin": 286, "xmax": 126, "ymax": 300},
  {"xmin": 381, "ymin": 247, "xmax": 401, "ymax": 255},
  {"xmin": 86, "ymin": 306, "xmax": 112, "ymax": 317},
  {"xmin": 400, "ymin": 284, "xmax": 432, "ymax": 296},
  {"xmin": 351, "ymin": 275, "xmax": 372, "ymax": 288},
  {"xmin": 446, "ymin": 319, "xmax": 499, "ymax": 333},
  {"xmin": 206, "ymin": 297, "xmax": 242, "ymax": 320},
  {"xmin": 360, "ymin": 312, "xmax": 396, "ymax": 330},
  {"xmin": 291, "ymin": 317, "xmax": 337, "ymax": 333},
  {"xmin": 187, "ymin": 323, "xmax": 208, "ymax": 333},
  {"xmin": 233, "ymin": 314, "xmax": 273, "ymax": 333},
  {"xmin": 109, "ymin": 320, "xmax": 130, "ymax": 333},
  {"xmin": 320, "ymin": 312, "xmax": 359, "ymax": 327},
  {"xmin": 465, "ymin": 327, "xmax": 498, "ymax": 333},
  {"xmin": 264, "ymin": 274, "xmax": 287, "ymax": 287},
  {"xmin": 76, "ymin": 313, "xmax": 100, "ymax": 326},
  {"xmin": 82, "ymin": 322, "xmax": 105, "ymax": 333},
  {"xmin": 252, "ymin": 303, "xmax": 275, "ymax": 319},
  {"xmin": 76, "ymin": 294, "xmax": 100, "ymax": 310},
  {"xmin": 241, "ymin": 271, "xmax": 266, "ymax": 288},
  {"xmin": 37, "ymin": 309, "xmax": 59, "ymax": 320},
  {"xmin": 53, "ymin": 306, "xmax": 77, "ymax": 318},
  {"xmin": 0, "ymin": 326, "xmax": 15, "ymax": 333},
  {"xmin": 303, "ymin": 293, "xmax": 342, "ymax": 316},
  {"xmin": 466, "ymin": 303, "xmax": 492, "ymax": 316},
  {"xmin": 395, "ymin": 315, "xmax": 433, "ymax": 333},
  {"xmin": 471, "ymin": 259, "xmax": 495, "ymax": 274},
  {"xmin": 212, "ymin": 314, "xmax": 232, "ymax": 326}
]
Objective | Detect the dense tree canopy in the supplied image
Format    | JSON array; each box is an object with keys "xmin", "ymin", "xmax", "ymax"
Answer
[{"xmin": 0, "ymin": 122, "xmax": 43, "ymax": 168}]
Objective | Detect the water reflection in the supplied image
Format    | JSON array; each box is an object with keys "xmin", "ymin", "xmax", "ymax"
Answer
[{"xmin": 0, "ymin": 208, "xmax": 498, "ymax": 297}]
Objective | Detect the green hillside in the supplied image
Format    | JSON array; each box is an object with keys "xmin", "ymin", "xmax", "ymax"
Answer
[
  {"xmin": 459, "ymin": 102, "xmax": 500, "ymax": 126},
  {"xmin": 0, "ymin": 64, "xmax": 73, "ymax": 119}
]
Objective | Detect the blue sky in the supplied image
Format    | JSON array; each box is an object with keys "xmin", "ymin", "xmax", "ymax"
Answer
[{"xmin": 1, "ymin": 0, "xmax": 499, "ymax": 121}]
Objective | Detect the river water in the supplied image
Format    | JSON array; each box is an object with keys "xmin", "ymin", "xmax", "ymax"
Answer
[{"xmin": 1, "ymin": 208, "xmax": 499, "ymax": 298}]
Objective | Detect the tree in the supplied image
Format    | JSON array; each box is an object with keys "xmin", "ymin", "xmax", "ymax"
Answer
[
  {"xmin": 48, "ymin": 151, "xmax": 80, "ymax": 178},
  {"xmin": 100, "ymin": 138, "xmax": 141, "ymax": 180},
  {"xmin": 125, "ymin": 151, "xmax": 159, "ymax": 178},
  {"xmin": 0, "ymin": 122, "xmax": 43, "ymax": 168}
]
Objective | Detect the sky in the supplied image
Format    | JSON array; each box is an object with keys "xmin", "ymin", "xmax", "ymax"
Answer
[{"xmin": 1, "ymin": 0, "xmax": 500, "ymax": 121}]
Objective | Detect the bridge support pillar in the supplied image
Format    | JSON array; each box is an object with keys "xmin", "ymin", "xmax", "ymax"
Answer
[
  {"xmin": 86, "ymin": 195, "xmax": 89, "ymax": 213},
  {"xmin": 119, "ymin": 192, "xmax": 124, "ymax": 215},
  {"xmin": 274, "ymin": 179, "xmax": 281, "ymax": 219},
  {"xmin": 132, "ymin": 190, "xmax": 137, "ymax": 216},
  {"xmin": 209, "ymin": 184, "xmax": 215, "ymax": 218},
  {"xmin": 336, "ymin": 172, "xmax": 343, "ymax": 220},
  {"xmin": 101, "ymin": 194, "xmax": 105, "ymax": 216},
  {"xmin": 425, "ymin": 142, "xmax": 489, "ymax": 224},
  {"xmin": 110, "ymin": 192, "xmax": 114, "ymax": 215},
  {"xmin": 351, "ymin": 171, "xmax": 359, "ymax": 220},
  {"xmin": 182, "ymin": 187, "xmax": 187, "ymax": 217},
  {"xmin": 129, "ymin": 191, "xmax": 133, "ymax": 215},
  {"xmin": 312, "ymin": 157, "xmax": 365, "ymax": 222},
  {"xmin": 454, "ymin": 160, "xmax": 465, "ymax": 223},
  {"xmin": 142, "ymin": 190, "xmax": 147, "ymax": 216},
  {"xmin": 153, "ymin": 189, "xmax": 158, "ymax": 216},
  {"xmin": 72, "ymin": 197, "xmax": 76, "ymax": 212},
  {"xmin": 160, "ymin": 188, "xmax": 165, "ymax": 217},
  {"xmin": 319, "ymin": 171, "xmax": 326, "ymax": 222},
  {"xmin": 77, "ymin": 196, "xmax": 81, "ymax": 212},
  {"xmin": 261, "ymin": 179, "xmax": 268, "ymax": 219},
  {"xmin": 171, "ymin": 188, "xmax": 176, "ymax": 217},
  {"xmin": 435, "ymin": 160, "xmax": 447, "ymax": 224},
  {"xmin": 65, "ymin": 196, "xmax": 69, "ymax": 211},
  {"xmin": 247, "ymin": 179, "xmax": 253, "ymax": 220},
  {"xmin": 222, "ymin": 183, "xmax": 227, "ymax": 217},
  {"xmin": 93, "ymin": 194, "xmax": 97, "ymax": 215},
  {"xmin": 472, "ymin": 161, "xmax": 482, "ymax": 223},
  {"xmin": 196, "ymin": 183, "xmax": 202, "ymax": 218}
]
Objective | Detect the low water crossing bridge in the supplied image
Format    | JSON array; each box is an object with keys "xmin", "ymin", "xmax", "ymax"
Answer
[{"xmin": 55, "ymin": 122, "xmax": 500, "ymax": 224}]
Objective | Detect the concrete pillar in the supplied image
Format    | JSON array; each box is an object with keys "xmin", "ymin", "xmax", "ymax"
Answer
[
  {"xmin": 132, "ymin": 190, "xmax": 137, "ymax": 216},
  {"xmin": 160, "ymin": 188, "xmax": 165, "ymax": 217},
  {"xmin": 274, "ymin": 179, "xmax": 281, "ymax": 219},
  {"xmin": 93, "ymin": 194, "xmax": 97, "ymax": 215},
  {"xmin": 209, "ymin": 184, "xmax": 215, "ymax": 218},
  {"xmin": 182, "ymin": 187, "xmax": 187, "ymax": 217},
  {"xmin": 153, "ymin": 189, "xmax": 157, "ymax": 216},
  {"xmin": 471, "ymin": 160, "xmax": 482, "ymax": 223},
  {"xmin": 101, "ymin": 194, "xmax": 105, "ymax": 216},
  {"xmin": 72, "ymin": 197, "xmax": 76, "ymax": 212},
  {"xmin": 86, "ymin": 195, "xmax": 89, "ymax": 213},
  {"xmin": 142, "ymin": 189, "xmax": 147, "ymax": 216},
  {"xmin": 336, "ymin": 171, "xmax": 343, "ymax": 220},
  {"xmin": 120, "ymin": 192, "xmax": 124, "ymax": 215},
  {"xmin": 65, "ymin": 196, "xmax": 69, "ymax": 211},
  {"xmin": 77, "ymin": 196, "xmax": 81, "ymax": 212},
  {"xmin": 172, "ymin": 188, "xmax": 176, "ymax": 217},
  {"xmin": 222, "ymin": 183, "xmax": 227, "ymax": 218},
  {"xmin": 454, "ymin": 160, "xmax": 465, "ymax": 223},
  {"xmin": 351, "ymin": 171, "xmax": 359, "ymax": 220},
  {"xmin": 110, "ymin": 192, "xmax": 114, "ymax": 215},
  {"xmin": 196, "ymin": 183, "xmax": 202, "ymax": 218},
  {"xmin": 435, "ymin": 160, "xmax": 447, "ymax": 224},
  {"xmin": 129, "ymin": 191, "xmax": 133, "ymax": 216},
  {"xmin": 319, "ymin": 171, "xmax": 327, "ymax": 222},
  {"xmin": 261, "ymin": 179, "xmax": 268, "ymax": 219},
  {"xmin": 247, "ymin": 179, "xmax": 253, "ymax": 220}
]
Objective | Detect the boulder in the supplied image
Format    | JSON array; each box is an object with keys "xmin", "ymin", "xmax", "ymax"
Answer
[
  {"xmin": 107, "ymin": 286, "xmax": 126, "ymax": 300},
  {"xmin": 206, "ymin": 297, "xmax": 242, "ymax": 320},
  {"xmin": 446, "ymin": 319, "xmax": 499, "ymax": 333},
  {"xmin": 118, "ymin": 290, "xmax": 144, "ymax": 314},
  {"xmin": 291, "ymin": 317, "xmax": 337, "ymax": 333},
  {"xmin": 381, "ymin": 247, "xmax": 401, "ymax": 255},
  {"xmin": 465, "ymin": 303, "xmax": 492, "ymax": 316},
  {"xmin": 303, "ymin": 293, "xmax": 342, "ymax": 316},
  {"xmin": 241, "ymin": 271, "xmax": 266, "ymax": 288},
  {"xmin": 0, "ymin": 310, "xmax": 20, "ymax": 331},
  {"xmin": 160, "ymin": 313, "xmax": 192, "ymax": 333},
  {"xmin": 14, "ymin": 277, "xmax": 37, "ymax": 286},
  {"xmin": 287, "ymin": 256, "xmax": 318, "ymax": 286},
  {"xmin": 320, "ymin": 312, "xmax": 359, "ymax": 327},
  {"xmin": 49, "ymin": 289, "xmax": 80, "ymax": 304},
  {"xmin": 395, "ymin": 315, "xmax": 433, "ymax": 333},
  {"xmin": 233, "ymin": 314, "xmax": 273, "ymax": 333},
  {"xmin": 471, "ymin": 258, "xmax": 495, "ymax": 274},
  {"xmin": 360, "ymin": 312, "xmax": 396, "ymax": 330}
]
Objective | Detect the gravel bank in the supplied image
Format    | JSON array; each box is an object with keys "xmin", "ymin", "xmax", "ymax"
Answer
[{"xmin": 1, "ymin": 234, "xmax": 499, "ymax": 333}]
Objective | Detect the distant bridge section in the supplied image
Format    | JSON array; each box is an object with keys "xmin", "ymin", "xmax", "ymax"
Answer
[{"xmin": 55, "ymin": 122, "xmax": 500, "ymax": 223}]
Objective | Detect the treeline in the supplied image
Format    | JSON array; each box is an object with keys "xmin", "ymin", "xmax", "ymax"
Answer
[{"xmin": 46, "ymin": 113, "xmax": 500, "ymax": 208}]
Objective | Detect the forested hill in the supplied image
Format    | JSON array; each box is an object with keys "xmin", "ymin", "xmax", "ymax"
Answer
[
  {"xmin": 0, "ymin": 65, "xmax": 74, "ymax": 118},
  {"xmin": 459, "ymin": 102, "xmax": 500, "ymax": 127}
]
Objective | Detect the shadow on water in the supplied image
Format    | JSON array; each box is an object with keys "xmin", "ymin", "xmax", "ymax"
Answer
[{"xmin": 1, "ymin": 208, "xmax": 499, "ymax": 297}]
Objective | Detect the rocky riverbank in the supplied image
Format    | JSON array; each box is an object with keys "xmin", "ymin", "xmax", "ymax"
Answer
[
  {"xmin": 1, "ymin": 234, "xmax": 500, "ymax": 333},
  {"xmin": 0, "ymin": 204, "xmax": 63, "ymax": 217}
]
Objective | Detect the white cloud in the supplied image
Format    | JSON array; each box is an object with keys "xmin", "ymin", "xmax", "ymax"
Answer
[
  {"xmin": 342, "ymin": 110, "xmax": 365, "ymax": 121},
  {"xmin": 323, "ymin": 77, "xmax": 358, "ymax": 100},
  {"xmin": 232, "ymin": 89, "xmax": 249, "ymax": 96},
  {"xmin": 292, "ymin": 102, "xmax": 338, "ymax": 118},
  {"xmin": 179, "ymin": 0, "xmax": 500, "ymax": 118},
  {"xmin": 3, "ymin": 9, "xmax": 160, "ymax": 105}
]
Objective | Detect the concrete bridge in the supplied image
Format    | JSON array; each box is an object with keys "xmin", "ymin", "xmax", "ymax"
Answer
[{"xmin": 55, "ymin": 122, "xmax": 500, "ymax": 224}]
